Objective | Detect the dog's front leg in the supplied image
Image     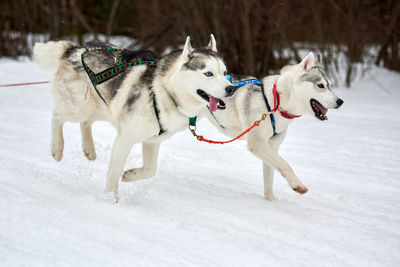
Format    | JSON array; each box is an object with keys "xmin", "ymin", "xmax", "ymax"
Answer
[
  {"xmin": 247, "ymin": 132, "xmax": 308, "ymax": 195},
  {"xmin": 262, "ymin": 130, "xmax": 287, "ymax": 200},
  {"xmin": 105, "ymin": 134, "xmax": 135, "ymax": 201},
  {"xmin": 122, "ymin": 142, "xmax": 160, "ymax": 182}
]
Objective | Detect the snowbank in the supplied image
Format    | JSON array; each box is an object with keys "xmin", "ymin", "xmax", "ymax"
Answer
[{"xmin": 0, "ymin": 59, "xmax": 399, "ymax": 266}]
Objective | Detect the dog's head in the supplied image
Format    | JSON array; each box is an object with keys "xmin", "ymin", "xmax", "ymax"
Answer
[
  {"xmin": 173, "ymin": 34, "xmax": 235, "ymax": 113},
  {"xmin": 281, "ymin": 52, "xmax": 343, "ymax": 120}
]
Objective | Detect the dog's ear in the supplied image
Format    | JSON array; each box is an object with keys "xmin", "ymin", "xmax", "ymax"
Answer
[
  {"xmin": 300, "ymin": 52, "xmax": 315, "ymax": 71},
  {"xmin": 181, "ymin": 36, "xmax": 193, "ymax": 63},
  {"xmin": 206, "ymin": 34, "xmax": 217, "ymax": 52}
]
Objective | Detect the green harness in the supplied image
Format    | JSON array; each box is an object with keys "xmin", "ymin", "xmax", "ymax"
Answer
[
  {"xmin": 81, "ymin": 47, "xmax": 197, "ymax": 135},
  {"xmin": 81, "ymin": 47, "xmax": 157, "ymax": 105}
]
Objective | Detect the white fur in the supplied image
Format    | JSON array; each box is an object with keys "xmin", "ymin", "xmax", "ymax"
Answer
[
  {"xmin": 202, "ymin": 52, "xmax": 343, "ymax": 200},
  {"xmin": 33, "ymin": 35, "xmax": 232, "ymax": 200},
  {"xmin": 34, "ymin": 41, "xmax": 73, "ymax": 69}
]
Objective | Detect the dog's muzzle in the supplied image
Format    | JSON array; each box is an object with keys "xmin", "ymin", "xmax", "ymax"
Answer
[
  {"xmin": 336, "ymin": 98, "xmax": 344, "ymax": 108},
  {"xmin": 225, "ymin": 85, "xmax": 237, "ymax": 97}
]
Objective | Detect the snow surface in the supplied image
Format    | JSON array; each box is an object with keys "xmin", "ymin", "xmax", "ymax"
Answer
[{"xmin": 1, "ymin": 59, "xmax": 400, "ymax": 267}]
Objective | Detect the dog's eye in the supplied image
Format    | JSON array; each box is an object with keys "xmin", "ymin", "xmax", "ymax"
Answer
[
  {"xmin": 204, "ymin": 71, "xmax": 213, "ymax": 77},
  {"xmin": 317, "ymin": 83, "xmax": 325, "ymax": 88}
]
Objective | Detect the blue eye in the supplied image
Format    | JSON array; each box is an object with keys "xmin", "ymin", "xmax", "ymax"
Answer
[{"xmin": 204, "ymin": 71, "xmax": 213, "ymax": 77}]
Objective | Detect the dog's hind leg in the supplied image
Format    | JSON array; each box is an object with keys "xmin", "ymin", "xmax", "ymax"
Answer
[
  {"xmin": 80, "ymin": 121, "xmax": 96, "ymax": 160},
  {"xmin": 122, "ymin": 142, "xmax": 160, "ymax": 182},
  {"xmin": 105, "ymin": 134, "xmax": 135, "ymax": 198},
  {"xmin": 247, "ymin": 131, "xmax": 308, "ymax": 195},
  {"xmin": 51, "ymin": 113, "xmax": 65, "ymax": 161},
  {"xmin": 263, "ymin": 130, "xmax": 287, "ymax": 200}
]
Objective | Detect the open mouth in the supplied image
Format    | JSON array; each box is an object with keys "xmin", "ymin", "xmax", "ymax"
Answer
[
  {"xmin": 197, "ymin": 89, "xmax": 226, "ymax": 112},
  {"xmin": 310, "ymin": 99, "xmax": 328, "ymax": 121}
]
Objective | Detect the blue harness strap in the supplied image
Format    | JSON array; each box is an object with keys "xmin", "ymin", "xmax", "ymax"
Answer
[
  {"xmin": 210, "ymin": 74, "xmax": 277, "ymax": 136},
  {"xmin": 225, "ymin": 73, "xmax": 263, "ymax": 86},
  {"xmin": 260, "ymin": 84, "xmax": 277, "ymax": 136}
]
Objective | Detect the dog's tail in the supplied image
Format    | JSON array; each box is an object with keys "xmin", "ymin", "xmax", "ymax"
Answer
[{"xmin": 33, "ymin": 40, "xmax": 75, "ymax": 69}]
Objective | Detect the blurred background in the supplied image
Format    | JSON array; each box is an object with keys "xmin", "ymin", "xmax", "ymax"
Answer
[{"xmin": 1, "ymin": 0, "xmax": 399, "ymax": 86}]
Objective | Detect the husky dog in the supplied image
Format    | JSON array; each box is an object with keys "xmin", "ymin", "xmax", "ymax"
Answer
[
  {"xmin": 33, "ymin": 35, "xmax": 235, "ymax": 197},
  {"xmin": 202, "ymin": 52, "xmax": 343, "ymax": 200}
]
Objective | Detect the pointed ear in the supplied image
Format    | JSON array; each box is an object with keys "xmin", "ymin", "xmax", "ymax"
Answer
[
  {"xmin": 181, "ymin": 36, "xmax": 193, "ymax": 62},
  {"xmin": 206, "ymin": 34, "xmax": 217, "ymax": 52},
  {"xmin": 300, "ymin": 52, "xmax": 315, "ymax": 71}
]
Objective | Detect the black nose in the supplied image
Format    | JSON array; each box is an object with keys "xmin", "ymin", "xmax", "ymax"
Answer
[
  {"xmin": 336, "ymin": 98, "xmax": 344, "ymax": 108},
  {"xmin": 225, "ymin": 86, "xmax": 237, "ymax": 97}
]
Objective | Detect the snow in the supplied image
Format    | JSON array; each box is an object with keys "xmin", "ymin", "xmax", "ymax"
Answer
[{"xmin": 1, "ymin": 59, "xmax": 400, "ymax": 267}]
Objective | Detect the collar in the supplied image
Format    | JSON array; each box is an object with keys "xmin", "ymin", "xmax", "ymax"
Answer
[{"xmin": 271, "ymin": 83, "xmax": 301, "ymax": 119}]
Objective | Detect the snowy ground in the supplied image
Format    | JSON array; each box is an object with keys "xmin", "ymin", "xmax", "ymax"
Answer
[{"xmin": 1, "ymin": 58, "xmax": 400, "ymax": 267}]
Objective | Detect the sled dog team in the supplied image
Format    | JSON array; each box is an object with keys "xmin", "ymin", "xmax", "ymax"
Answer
[{"xmin": 33, "ymin": 34, "xmax": 343, "ymax": 202}]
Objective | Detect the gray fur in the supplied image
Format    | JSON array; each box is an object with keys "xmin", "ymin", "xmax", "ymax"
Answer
[
  {"xmin": 107, "ymin": 71, "xmax": 129, "ymax": 99},
  {"xmin": 182, "ymin": 48, "xmax": 221, "ymax": 71},
  {"xmin": 160, "ymin": 48, "xmax": 222, "ymax": 74},
  {"xmin": 140, "ymin": 67, "xmax": 157, "ymax": 86},
  {"xmin": 63, "ymin": 45, "xmax": 80, "ymax": 59},
  {"xmin": 157, "ymin": 50, "xmax": 182, "ymax": 76},
  {"xmin": 193, "ymin": 48, "xmax": 221, "ymax": 58},
  {"xmin": 126, "ymin": 90, "xmax": 141, "ymax": 110},
  {"xmin": 183, "ymin": 55, "xmax": 206, "ymax": 71},
  {"xmin": 302, "ymin": 66, "xmax": 330, "ymax": 89},
  {"xmin": 62, "ymin": 41, "xmax": 160, "ymax": 101}
]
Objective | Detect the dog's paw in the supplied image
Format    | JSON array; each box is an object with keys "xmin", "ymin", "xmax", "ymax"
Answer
[
  {"xmin": 122, "ymin": 168, "xmax": 155, "ymax": 182},
  {"xmin": 122, "ymin": 169, "xmax": 138, "ymax": 182},
  {"xmin": 84, "ymin": 150, "xmax": 96, "ymax": 161},
  {"xmin": 292, "ymin": 185, "xmax": 308, "ymax": 194},
  {"xmin": 51, "ymin": 146, "xmax": 63, "ymax": 161},
  {"xmin": 105, "ymin": 189, "xmax": 120, "ymax": 204},
  {"xmin": 264, "ymin": 193, "xmax": 278, "ymax": 201}
]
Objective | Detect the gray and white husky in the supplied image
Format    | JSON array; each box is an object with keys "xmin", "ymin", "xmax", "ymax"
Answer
[
  {"xmin": 33, "ymin": 35, "xmax": 235, "ymax": 197},
  {"xmin": 202, "ymin": 52, "xmax": 343, "ymax": 200}
]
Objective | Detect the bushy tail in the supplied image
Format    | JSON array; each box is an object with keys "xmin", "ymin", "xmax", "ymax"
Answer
[{"xmin": 33, "ymin": 41, "xmax": 74, "ymax": 69}]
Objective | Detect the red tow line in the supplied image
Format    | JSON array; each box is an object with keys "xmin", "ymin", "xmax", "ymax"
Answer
[
  {"xmin": 0, "ymin": 81, "xmax": 50, "ymax": 87},
  {"xmin": 195, "ymin": 120, "xmax": 263, "ymax": 145}
]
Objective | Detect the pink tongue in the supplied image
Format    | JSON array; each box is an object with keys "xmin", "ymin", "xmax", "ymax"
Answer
[
  {"xmin": 316, "ymin": 102, "xmax": 328, "ymax": 115},
  {"xmin": 208, "ymin": 95, "xmax": 219, "ymax": 112}
]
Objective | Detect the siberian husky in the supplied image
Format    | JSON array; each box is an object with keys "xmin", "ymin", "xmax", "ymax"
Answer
[
  {"xmin": 202, "ymin": 52, "xmax": 344, "ymax": 200},
  {"xmin": 33, "ymin": 35, "xmax": 235, "ymax": 198}
]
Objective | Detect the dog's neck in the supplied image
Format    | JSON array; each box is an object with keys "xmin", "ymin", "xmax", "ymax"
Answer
[
  {"xmin": 151, "ymin": 67, "xmax": 204, "ymax": 132},
  {"xmin": 270, "ymin": 75, "xmax": 305, "ymax": 117}
]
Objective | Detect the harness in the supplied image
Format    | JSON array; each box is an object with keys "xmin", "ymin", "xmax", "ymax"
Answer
[
  {"xmin": 82, "ymin": 47, "xmax": 169, "ymax": 135},
  {"xmin": 81, "ymin": 47, "xmax": 157, "ymax": 106},
  {"xmin": 192, "ymin": 74, "xmax": 301, "ymax": 144},
  {"xmin": 81, "ymin": 47, "xmax": 193, "ymax": 136},
  {"xmin": 222, "ymin": 74, "xmax": 281, "ymax": 135}
]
